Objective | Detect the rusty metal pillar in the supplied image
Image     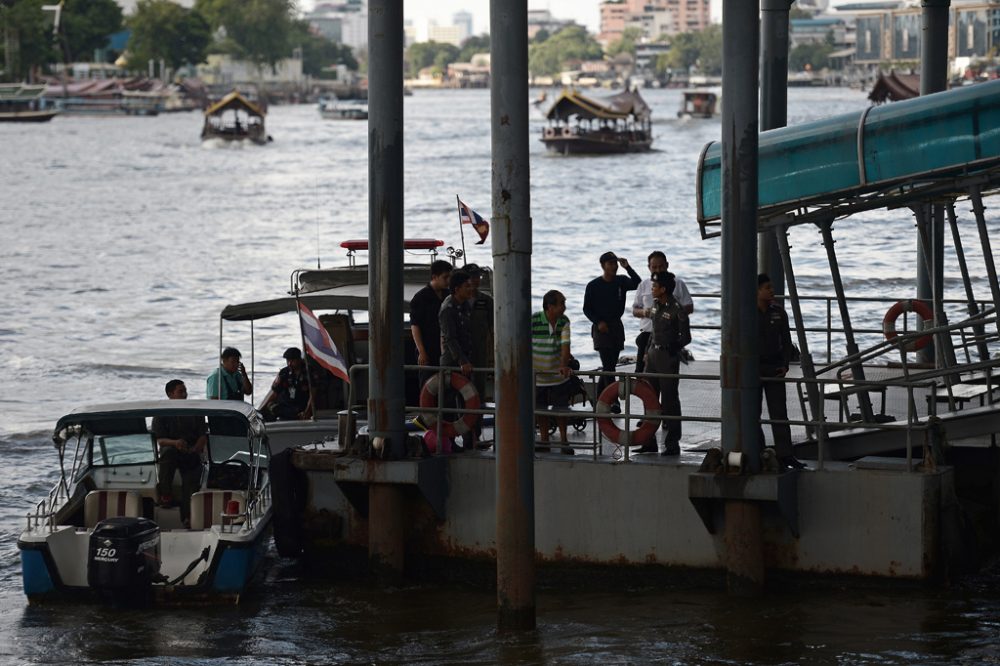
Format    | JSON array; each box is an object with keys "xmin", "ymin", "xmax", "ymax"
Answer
[
  {"xmin": 367, "ymin": 0, "xmax": 406, "ymax": 575},
  {"xmin": 721, "ymin": 0, "xmax": 764, "ymax": 595},
  {"xmin": 491, "ymin": 0, "xmax": 535, "ymax": 632},
  {"xmin": 758, "ymin": 0, "xmax": 794, "ymax": 297},
  {"xmin": 917, "ymin": 0, "xmax": 950, "ymax": 364}
]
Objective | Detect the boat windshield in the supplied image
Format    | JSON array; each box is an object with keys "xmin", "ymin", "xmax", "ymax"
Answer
[{"xmin": 93, "ymin": 433, "xmax": 155, "ymax": 466}]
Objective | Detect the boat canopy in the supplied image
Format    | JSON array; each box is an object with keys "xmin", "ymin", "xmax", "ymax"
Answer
[
  {"xmin": 54, "ymin": 400, "xmax": 263, "ymax": 439},
  {"xmin": 868, "ymin": 71, "xmax": 920, "ymax": 105},
  {"xmin": 545, "ymin": 88, "xmax": 650, "ymax": 122},
  {"xmin": 696, "ymin": 80, "xmax": 1000, "ymax": 234},
  {"xmin": 0, "ymin": 83, "xmax": 46, "ymax": 102},
  {"xmin": 204, "ymin": 91, "xmax": 264, "ymax": 117}
]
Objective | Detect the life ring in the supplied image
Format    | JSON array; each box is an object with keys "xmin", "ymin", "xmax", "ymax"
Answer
[
  {"xmin": 595, "ymin": 379, "xmax": 660, "ymax": 445},
  {"xmin": 883, "ymin": 299, "xmax": 933, "ymax": 351},
  {"xmin": 419, "ymin": 371, "xmax": 481, "ymax": 439}
]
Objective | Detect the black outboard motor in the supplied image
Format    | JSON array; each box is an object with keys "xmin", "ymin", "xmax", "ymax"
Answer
[{"xmin": 88, "ymin": 517, "xmax": 161, "ymax": 605}]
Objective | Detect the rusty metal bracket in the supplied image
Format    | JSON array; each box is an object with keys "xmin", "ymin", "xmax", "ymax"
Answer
[
  {"xmin": 688, "ymin": 471, "xmax": 800, "ymax": 538},
  {"xmin": 327, "ymin": 456, "xmax": 449, "ymax": 521}
]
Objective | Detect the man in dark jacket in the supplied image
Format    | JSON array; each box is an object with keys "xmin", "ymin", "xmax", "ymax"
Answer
[
  {"xmin": 758, "ymin": 273, "xmax": 805, "ymax": 470},
  {"xmin": 583, "ymin": 251, "xmax": 641, "ymax": 405},
  {"xmin": 410, "ymin": 259, "xmax": 453, "ymax": 387},
  {"xmin": 438, "ymin": 270, "xmax": 477, "ymax": 450}
]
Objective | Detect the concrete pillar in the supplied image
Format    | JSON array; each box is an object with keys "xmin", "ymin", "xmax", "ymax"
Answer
[
  {"xmin": 758, "ymin": 0, "xmax": 794, "ymax": 296},
  {"xmin": 368, "ymin": 484, "xmax": 405, "ymax": 578},
  {"xmin": 490, "ymin": 0, "xmax": 536, "ymax": 632},
  {"xmin": 721, "ymin": 0, "xmax": 764, "ymax": 595},
  {"xmin": 368, "ymin": 0, "xmax": 406, "ymax": 460},
  {"xmin": 917, "ymin": 0, "xmax": 950, "ymax": 364}
]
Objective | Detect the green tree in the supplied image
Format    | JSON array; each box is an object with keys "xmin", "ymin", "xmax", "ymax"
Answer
[
  {"xmin": 126, "ymin": 0, "xmax": 210, "ymax": 71},
  {"xmin": 532, "ymin": 28, "xmax": 549, "ymax": 44},
  {"xmin": 607, "ymin": 27, "xmax": 641, "ymax": 58},
  {"xmin": 789, "ymin": 40, "xmax": 833, "ymax": 71},
  {"xmin": 663, "ymin": 25, "xmax": 722, "ymax": 75},
  {"xmin": 61, "ymin": 0, "xmax": 122, "ymax": 61},
  {"xmin": 290, "ymin": 19, "xmax": 357, "ymax": 77},
  {"xmin": 527, "ymin": 25, "xmax": 602, "ymax": 77},
  {"xmin": 696, "ymin": 24, "xmax": 723, "ymax": 75},
  {"xmin": 405, "ymin": 40, "xmax": 458, "ymax": 77},
  {"xmin": 664, "ymin": 31, "xmax": 700, "ymax": 71},
  {"xmin": 194, "ymin": 0, "xmax": 295, "ymax": 69},
  {"xmin": 457, "ymin": 33, "xmax": 489, "ymax": 63},
  {"xmin": 1, "ymin": 0, "xmax": 59, "ymax": 81}
]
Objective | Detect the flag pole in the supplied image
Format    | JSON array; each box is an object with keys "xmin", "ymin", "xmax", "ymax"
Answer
[
  {"xmin": 294, "ymin": 294, "xmax": 317, "ymax": 421},
  {"xmin": 456, "ymin": 194, "xmax": 468, "ymax": 264}
]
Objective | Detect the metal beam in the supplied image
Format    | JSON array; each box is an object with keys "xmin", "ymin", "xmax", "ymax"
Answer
[{"xmin": 491, "ymin": 0, "xmax": 535, "ymax": 632}]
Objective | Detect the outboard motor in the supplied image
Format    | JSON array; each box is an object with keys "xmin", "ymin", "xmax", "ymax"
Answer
[{"xmin": 88, "ymin": 517, "xmax": 161, "ymax": 604}]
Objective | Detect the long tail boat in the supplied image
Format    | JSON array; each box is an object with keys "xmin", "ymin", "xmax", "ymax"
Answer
[{"xmin": 541, "ymin": 88, "xmax": 652, "ymax": 155}]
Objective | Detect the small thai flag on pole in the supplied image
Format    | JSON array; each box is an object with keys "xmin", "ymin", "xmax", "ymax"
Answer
[
  {"xmin": 458, "ymin": 198, "xmax": 490, "ymax": 245},
  {"xmin": 297, "ymin": 301, "xmax": 350, "ymax": 383}
]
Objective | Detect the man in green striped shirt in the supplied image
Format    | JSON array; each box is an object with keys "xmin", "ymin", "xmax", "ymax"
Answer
[{"xmin": 532, "ymin": 290, "xmax": 574, "ymax": 454}]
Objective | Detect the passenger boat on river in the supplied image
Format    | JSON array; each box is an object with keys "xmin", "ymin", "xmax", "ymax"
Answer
[
  {"xmin": 18, "ymin": 401, "xmax": 273, "ymax": 604},
  {"xmin": 541, "ymin": 88, "xmax": 652, "ymax": 155},
  {"xmin": 0, "ymin": 83, "xmax": 58, "ymax": 122},
  {"xmin": 201, "ymin": 91, "xmax": 271, "ymax": 144},
  {"xmin": 319, "ymin": 97, "xmax": 368, "ymax": 120},
  {"xmin": 677, "ymin": 89, "xmax": 719, "ymax": 118}
]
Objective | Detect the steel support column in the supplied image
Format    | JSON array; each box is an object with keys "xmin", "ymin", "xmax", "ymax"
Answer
[
  {"xmin": 917, "ymin": 0, "xmax": 950, "ymax": 363},
  {"xmin": 970, "ymin": 187, "xmax": 1000, "ymax": 340},
  {"xmin": 491, "ymin": 0, "xmax": 535, "ymax": 632},
  {"xmin": 721, "ymin": 0, "xmax": 764, "ymax": 596},
  {"xmin": 758, "ymin": 0, "xmax": 794, "ymax": 296},
  {"xmin": 946, "ymin": 203, "xmax": 989, "ymax": 363},
  {"xmin": 819, "ymin": 220, "xmax": 874, "ymax": 422},
  {"xmin": 367, "ymin": 0, "xmax": 406, "ymax": 575}
]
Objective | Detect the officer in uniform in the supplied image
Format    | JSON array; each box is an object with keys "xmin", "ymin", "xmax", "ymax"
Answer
[
  {"xmin": 757, "ymin": 273, "xmax": 805, "ymax": 470},
  {"xmin": 634, "ymin": 271, "xmax": 691, "ymax": 456}
]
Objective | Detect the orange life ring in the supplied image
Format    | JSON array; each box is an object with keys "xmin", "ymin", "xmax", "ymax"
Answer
[
  {"xmin": 882, "ymin": 299, "xmax": 933, "ymax": 351},
  {"xmin": 595, "ymin": 379, "xmax": 660, "ymax": 445},
  {"xmin": 419, "ymin": 371, "xmax": 481, "ymax": 439}
]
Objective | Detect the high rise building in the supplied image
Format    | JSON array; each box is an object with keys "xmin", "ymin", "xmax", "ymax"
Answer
[
  {"xmin": 306, "ymin": 1, "xmax": 368, "ymax": 51},
  {"xmin": 598, "ymin": 0, "xmax": 711, "ymax": 45},
  {"xmin": 453, "ymin": 10, "xmax": 474, "ymax": 42}
]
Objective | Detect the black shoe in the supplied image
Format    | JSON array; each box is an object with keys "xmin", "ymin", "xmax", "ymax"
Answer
[
  {"xmin": 779, "ymin": 455, "xmax": 807, "ymax": 470},
  {"xmin": 631, "ymin": 443, "xmax": 657, "ymax": 454},
  {"xmin": 561, "ymin": 446, "xmax": 575, "ymax": 456},
  {"xmin": 662, "ymin": 442, "xmax": 680, "ymax": 456},
  {"xmin": 535, "ymin": 444, "xmax": 551, "ymax": 453},
  {"xmin": 610, "ymin": 402, "xmax": 622, "ymax": 414}
]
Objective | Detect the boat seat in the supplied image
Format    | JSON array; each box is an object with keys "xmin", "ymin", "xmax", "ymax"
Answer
[
  {"xmin": 190, "ymin": 490, "xmax": 246, "ymax": 530},
  {"xmin": 84, "ymin": 490, "xmax": 143, "ymax": 528}
]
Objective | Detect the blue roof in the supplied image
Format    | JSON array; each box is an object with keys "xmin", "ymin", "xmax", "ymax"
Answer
[
  {"xmin": 107, "ymin": 29, "xmax": 130, "ymax": 52},
  {"xmin": 791, "ymin": 18, "xmax": 843, "ymax": 27}
]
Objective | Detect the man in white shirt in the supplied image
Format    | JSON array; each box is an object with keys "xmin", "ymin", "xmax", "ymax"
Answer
[{"xmin": 631, "ymin": 251, "xmax": 694, "ymax": 373}]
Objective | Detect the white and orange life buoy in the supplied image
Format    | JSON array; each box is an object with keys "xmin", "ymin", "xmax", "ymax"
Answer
[
  {"xmin": 883, "ymin": 299, "xmax": 934, "ymax": 352},
  {"xmin": 595, "ymin": 379, "xmax": 661, "ymax": 446},
  {"xmin": 419, "ymin": 372, "xmax": 481, "ymax": 439}
]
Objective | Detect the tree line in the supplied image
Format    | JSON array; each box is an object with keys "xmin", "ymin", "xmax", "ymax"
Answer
[{"xmin": 1, "ymin": 0, "xmax": 358, "ymax": 82}]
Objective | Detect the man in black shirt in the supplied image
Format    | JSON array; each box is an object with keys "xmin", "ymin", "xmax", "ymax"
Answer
[
  {"xmin": 260, "ymin": 347, "xmax": 316, "ymax": 421},
  {"xmin": 151, "ymin": 379, "xmax": 207, "ymax": 523},
  {"xmin": 583, "ymin": 251, "xmax": 641, "ymax": 402},
  {"xmin": 757, "ymin": 273, "xmax": 805, "ymax": 470},
  {"xmin": 410, "ymin": 259, "xmax": 453, "ymax": 388}
]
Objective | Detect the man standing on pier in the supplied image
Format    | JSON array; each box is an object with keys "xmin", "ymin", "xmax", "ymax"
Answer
[
  {"xmin": 757, "ymin": 273, "xmax": 806, "ymax": 470},
  {"xmin": 632, "ymin": 251, "xmax": 694, "ymax": 374},
  {"xmin": 532, "ymin": 289, "xmax": 574, "ymax": 454},
  {"xmin": 583, "ymin": 251, "xmax": 641, "ymax": 408},
  {"xmin": 439, "ymin": 270, "xmax": 476, "ymax": 450},
  {"xmin": 633, "ymin": 271, "xmax": 690, "ymax": 455},
  {"xmin": 410, "ymin": 259, "xmax": 453, "ymax": 388}
]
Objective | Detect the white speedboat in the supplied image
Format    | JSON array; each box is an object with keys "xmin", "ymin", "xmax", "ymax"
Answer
[{"xmin": 18, "ymin": 400, "xmax": 272, "ymax": 604}]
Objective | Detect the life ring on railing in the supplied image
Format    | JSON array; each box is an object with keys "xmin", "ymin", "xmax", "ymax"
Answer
[
  {"xmin": 595, "ymin": 379, "xmax": 660, "ymax": 445},
  {"xmin": 882, "ymin": 299, "xmax": 934, "ymax": 351},
  {"xmin": 419, "ymin": 372, "xmax": 481, "ymax": 439},
  {"xmin": 562, "ymin": 126, "xmax": 572, "ymax": 137}
]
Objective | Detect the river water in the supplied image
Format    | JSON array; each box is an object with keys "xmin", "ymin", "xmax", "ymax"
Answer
[{"xmin": 1, "ymin": 88, "xmax": 998, "ymax": 663}]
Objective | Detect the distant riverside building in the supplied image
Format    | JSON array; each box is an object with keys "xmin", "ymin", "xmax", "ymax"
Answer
[
  {"xmin": 197, "ymin": 53, "xmax": 304, "ymax": 86},
  {"xmin": 306, "ymin": 0, "xmax": 368, "ymax": 51},
  {"xmin": 427, "ymin": 23, "xmax": 463, "ymax": 47},
  {"xmin": 527, "ymin": 9, "xmax": 576, "ymax": 40},
  {"xmin": 598, "ymin": 0, "xmax": 710, "ymax": 45},
  {"xmin": 452, "ymin": 10, "xmax": 474, "ymax": 43},
  {"xmin": 852, "ymin": 2, "xmax": 1000, "ymax": 70}
]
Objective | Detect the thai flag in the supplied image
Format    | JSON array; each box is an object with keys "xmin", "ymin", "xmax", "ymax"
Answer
[
  {"xmin": 297, "ymin": 302, "xmax": 351, "ymax": 383},
  {"xmin": 458, "ymin": 198, "xmax": 490, "ymax": 244}
]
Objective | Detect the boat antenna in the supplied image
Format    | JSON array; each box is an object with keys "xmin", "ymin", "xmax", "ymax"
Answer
[{"xmin": 316, "ymin": 178, "xmax": 322, "ymax": 268}]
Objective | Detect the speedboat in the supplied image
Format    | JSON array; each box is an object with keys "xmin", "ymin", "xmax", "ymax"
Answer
[{"xmin": 18, "ymin": 400, "xmax": 272, "ymax": 604}]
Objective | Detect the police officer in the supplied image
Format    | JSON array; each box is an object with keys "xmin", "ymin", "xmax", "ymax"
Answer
[
  {"xmin": 634, "ymin": 271, "xmax": 691, "ymax": 456},
  {"xmin": 757, "ymin": 273, "xmax": 805, "ymax": 470}
]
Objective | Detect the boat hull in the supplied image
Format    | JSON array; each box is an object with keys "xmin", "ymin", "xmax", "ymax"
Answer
[
  {"xmin": 541, "ymin": 134, "xmax": 653, "ymax": 155},
  {"xmin": 0, "ymin": 110, "xmax": 59, "ymax": 123}
]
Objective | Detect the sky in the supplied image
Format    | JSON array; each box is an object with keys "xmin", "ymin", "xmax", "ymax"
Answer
[{"xmin": 302, "ymin": 1, "xmax": 873, "ymax": 37}]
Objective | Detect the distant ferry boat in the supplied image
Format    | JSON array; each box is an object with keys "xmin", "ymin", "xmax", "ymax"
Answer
[
  {"xmin": 540, "ymin": 88, "xmax": 652, "ymax": 155},
  {"xmin": 201, "ymin": 90, "xmax": 271, "ymax": 144},
  {"xmin": 318, "ymin": 97, "xmax": 368, "ymax": 121},
  {"xmin": 0, "ymin": 83, "xmax": 58, "ymax": 123}
]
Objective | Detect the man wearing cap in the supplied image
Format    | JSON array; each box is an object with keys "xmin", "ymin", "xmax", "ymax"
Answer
[
  {"xmin": 439, "ymin": 270, "xmax": 477, "ymax": 450},
  {"xmin": 260, "ymin": 347, "xmax": 314, "ymax": 421},
  {"xmin": 633, "ymin": 272, "xmax": 691, "ymax": 455},
  {"xmin": 583, "ymin": 251, "xmax": 642, "ymax": 403},
  {"xmin": 632, "ymin": 251, "xmax": 694, "ymax": 374},
  {"xmin": 757, "ymin": 273, "xmax": 805, "ymax": 470},
  {"xmin": 464, "ymin": 263, "xmax": 494, "ymax": 402}
]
